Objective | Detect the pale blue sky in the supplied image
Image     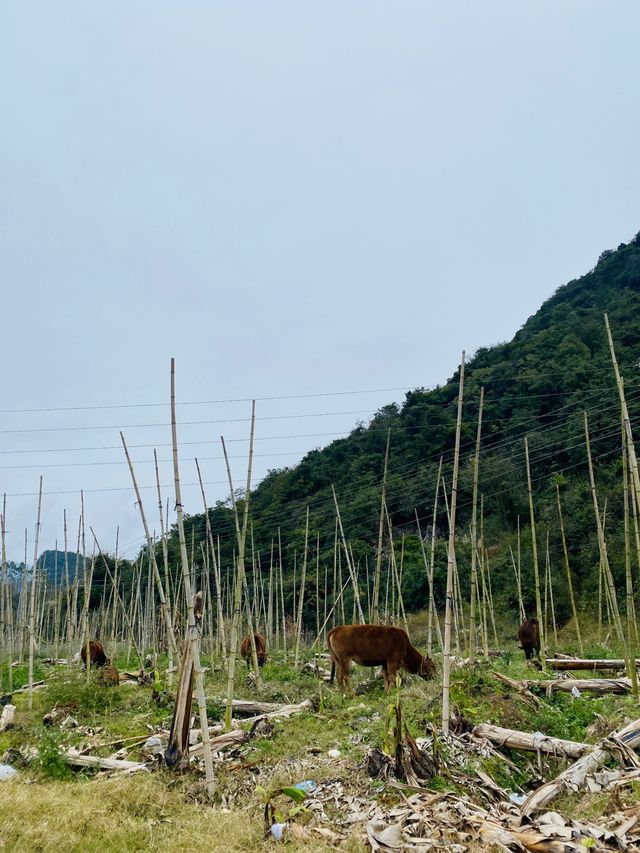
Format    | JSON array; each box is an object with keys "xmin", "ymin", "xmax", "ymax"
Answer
[{"xmin": 1, "ymin": 2, "xmax": 639, "ymax": 560}]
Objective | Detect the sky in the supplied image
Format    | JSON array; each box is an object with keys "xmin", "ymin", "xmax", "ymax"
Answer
[{"xmin": 1, "ymin": 1, "xmax": 639, "ymax": 563}]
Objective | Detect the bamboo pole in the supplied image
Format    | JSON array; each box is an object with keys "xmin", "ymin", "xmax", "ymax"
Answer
[
  {"xmin": 509, "ymin": 545, "xmax": 526, "ymax": 623},
  {"xmin": 442, "ymin": 352, "xmax": 464, "ymax": 736},
  {"xmin": 28, "ymin": 477, "xmax": 43, "ymax": 710},
  {"xmin": 294, "ymin": 507, "xmax": 310, "ymax": 666},
  {"xmin": 544, "ymin": 531, "xmax": 557, "ymax": 647},
  {"xmin": 222, "ymin": 401, "xmax": 261, "ymax": 729},
  {"xmin": 584, "ymin": 410, "xmax": 636, "ymax": 693},
  {"xmin": 428, "ymin": 458, "xmax": 443, "ymax": 652},
  {"xmin": 384, "ymin": 500, "xmax": 408, "ymax": 633},
  {"xmin": 372, "ymin": 429, "xmax": 391, "ymax": 624},
  {"xmin": 0, "ymin": 495, "xmax": 8, "ymax": 691},
  {"xmin": 524, "ymin": 437, "xmax": 545, "ymax": 662},
  {"xmin": 469, "ymin": 387, "xmax": 484, "ymax": 662},
  {"xmin": 168, "ymin": 359, "xmax": 215, "ymax": 797},
  {"xmin": 194, "ymin": 459, "xmax": 227, "ymax": 666},
  {"xmin": 556, "ymin": 484, "xmax": 583, "ymax": 655},
  {"xmin": 278, "ymin": 529, "xmax": 286, "ymax": 654},
  {"xmin": 623, "ymin": 422, "xmax": 639, "ymax": 645},
  {"xmin": 332, "ymin": 487, "xmax": 365, "ymax": 624}
]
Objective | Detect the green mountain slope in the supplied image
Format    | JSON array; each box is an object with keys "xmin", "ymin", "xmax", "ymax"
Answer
[{"xmin": 163, "ymin": 232, "xmax": 640, "ymax": 627}]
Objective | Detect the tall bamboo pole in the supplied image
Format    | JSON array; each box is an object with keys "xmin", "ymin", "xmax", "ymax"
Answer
[
  {"xmin": 28, "ymin": 477, "xmax": 43, "ymax": 710},
  {"xmin": 442, "ymin": 352, "xmax": 464, "ymax": 736},
  {"xmin": 623, "ymin": 422, "xmax": 639, "ymax": 645},
  {"xmin": 556, "ymin": 484, "xmax": 583, "ymax": 655},
  {"xmin": 469, "ymin": 387, "xmax": 484, "ymax": 662},
  {"xmin": 294, "ymin": 507, "xmax": 310, "ymax": 666},
  {"xmin": 222, "ymin": 401, "xmax": 260, "ymax": 729},
  {"xmin": 524, "ymin": 437, "xmax": 545, "ymax": 662},
  {"xmin": 372, "ymin": 429, "xmax": 391, "ymax": 623},
  {"xmin": 332, "ymin": 487, "xmax": 365, "ymax": 623},
  {"xmin": 168, "ymin": 359, "xmax": 215, "ymax": 797}
]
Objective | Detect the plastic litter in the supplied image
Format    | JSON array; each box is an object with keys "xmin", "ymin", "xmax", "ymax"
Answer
[
  {"xmin": 270, "ymin": 822, "xmax": 287, "ymax": 841},
  {"xmin": 293, "ymin": 780, "xmax": 317, "ymax": 794},
  {"xmin": 328, "ymin": 748, "xmax": 341, "ymax": 759},
  {"xmin": 508, "ymin": 792, "xmax": 527, "ymax": 805},
  {"xmin": 571, "ymin": 686, "xmax": 582, "ymax": 699},
  {"xmin": 0, "ymin": 764, "xmax": 17, "ymax": 781}
]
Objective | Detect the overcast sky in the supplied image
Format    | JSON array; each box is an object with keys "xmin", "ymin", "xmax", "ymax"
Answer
[{"xmin": 1, "ymin": 2, "xmax": 639, "ymax": 562}]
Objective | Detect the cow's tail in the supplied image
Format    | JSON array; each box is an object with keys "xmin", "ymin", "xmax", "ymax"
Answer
[{"xmin": 330, "ymin": 660, "xmax": 336, "ymax": 684}]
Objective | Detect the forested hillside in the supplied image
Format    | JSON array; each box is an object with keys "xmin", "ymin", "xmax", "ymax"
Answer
[{"xmin": 155, "ymin": 234, "xmax": 640, "ymax": 625}]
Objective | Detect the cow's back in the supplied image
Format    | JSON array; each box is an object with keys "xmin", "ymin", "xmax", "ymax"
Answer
[{"xmin": 328, "ymin": 624, "xmax": 409, "ymax": 664}]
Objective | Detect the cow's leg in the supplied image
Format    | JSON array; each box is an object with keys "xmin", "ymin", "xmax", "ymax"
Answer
[
  {"xmin": 386, "ymin": 661, "xmax": 398, "ymax": 692},
  {"xmin": 340, "ymin": 660, "xmax": 354, "ymax": 695},
  {"xmin": 381, "ymin": 663, "xmax": 390, "ymax": 692}
]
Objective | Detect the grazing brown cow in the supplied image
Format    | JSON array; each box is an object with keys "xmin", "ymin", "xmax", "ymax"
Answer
[
  {"xmin": 518, "ymin": 618, "xmax": 540, "ymax": 660},
  {"xmin": 328, "ymin": 624, "xmax": 436, "ymax": 693},
  {"xmin": 240, "ymin": 632, "xmax": 267, "ymax": 667},
  {"xmin": 80, "ymin": 640, "xmax": 110, "ymax": 669}
]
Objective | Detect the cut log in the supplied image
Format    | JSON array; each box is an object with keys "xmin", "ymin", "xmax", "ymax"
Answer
[
  {"xmin": 521, "ymin": 716, "xmax": 640, "ymax": 815},
  {"xmin": 189, "ymin": 729, "xmax": 247, "ymax": 757},
  {"xmin": 63, "ymin": 751, "xmax": 147, "ymax": 773},
  {"xmin": 546, "ymin": 658, "xmax": 639, "ymax": 671},
  {"xmin": 524, "ymin": 677, "xmax": 632, "ymax": 696},
  {"xmin": 0, "ymin": 704, "xmax": 16, "ymax": 733},
  {"xmin": 472, "ymin": 723, "xmax": 589, "ymax": 759}
]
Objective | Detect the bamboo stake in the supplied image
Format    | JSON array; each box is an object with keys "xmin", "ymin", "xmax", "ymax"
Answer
[
  {"xmin": 167, "ymin": 359, "xmax": 215, "ymax": 797},
  {"xmin": 266, "ymin": 542, "xmax": 274, "ymax": 648},
  {"xmin": 315, "ymin": 533, "xmax": 320, "ymax": 640},
  {"xmin": 194, "ymin": 459, "xmax": 227, "ymax": 666},
  {"xmin": 0, "ymin": 495, "xmax": 8, "ymax": 691},
  {"xmin": 222, "ymin": 401, "xmax": 261, "ymax": 729},
  {"xmin": 278, "ymin": 529, "xmax": 286, "ymax": 654},
  {"xmin": 442, "ymin": 352, "xmax": 464, "ymax": 736},
  {"xmin": 372, "ymin": 429, "xmax": 391, "ymax": 624},
  {"xmin": 524, "ymin": 437, "xmax": 545, "ymax": 662},
  {"xmin": 556, "ymin": 484, "xmax": 583, "ymax": 655},
  {"xmin": 469, "ymin": 387, "xmax": 484, "ymax": 662},
  {"xmin": 509, "ymin": 545, "xmax": 526, "ymax": 623},
  {"xmin": 28, "ymin": 477, "xmax": 43, "ymax": 710},
  {"xmin": 294, "ymin": 507, "xmax": 310, "ymax": 667},
  {"xmin": 584, "ymin": 411, "xmax": 635, "ymax": 692},
  {"xmin": 623, "ymin": 421, "xmax": 639, "ymax": 645},
  {"xmin": 544, "ymin": 531, "xmax": 557, "ymax": 647},
  {"xmin": 332, "ymin": 487, "xmax": 365, "ymax": 624}
]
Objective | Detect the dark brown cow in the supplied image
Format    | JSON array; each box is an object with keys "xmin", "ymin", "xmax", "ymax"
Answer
[
  {"xmin": 241, "ymin": 632, "xmax": 267, "ymax": 667},
  {"xmin": 328, "ymin": 624, "xmax": 436, "ymax": 693},
  {"xmin": 517, "ymin": 618, "xmax": 540, "ymax": 660},
  {"xmin": 80, "ymin": 640, "xmax": 110, "ymax": 669}
]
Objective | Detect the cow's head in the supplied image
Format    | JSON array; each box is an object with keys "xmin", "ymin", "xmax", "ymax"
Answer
[{"xmin": 419, "ymin": 655, "xmax": 436, "ymax": 680}]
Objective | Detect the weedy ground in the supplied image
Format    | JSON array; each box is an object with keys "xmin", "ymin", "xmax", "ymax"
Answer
[{"xmin": 1, "ymin": 612, "xmax": 639, "ymax": 851}]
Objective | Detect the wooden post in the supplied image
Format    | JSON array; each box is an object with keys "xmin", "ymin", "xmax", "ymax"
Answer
[
  {"xmin": 442, "ymin": 352, "xmax": 464, "ymax": 736},
  {"xmin": 524, "ymin": 437, "xmax": 545, "ymax": 662},
  {"xmin": 372, "ymin": 429, "xmax": 391, "ymax": 624}
]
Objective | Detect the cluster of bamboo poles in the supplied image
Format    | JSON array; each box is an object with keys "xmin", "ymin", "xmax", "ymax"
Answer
[{"xmin": 2, "ymin": 316, "xmax": 640, "ymax": 739}]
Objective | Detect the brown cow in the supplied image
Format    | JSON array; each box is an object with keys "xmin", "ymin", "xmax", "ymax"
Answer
[
  {"xmin": 517, "ymin": 618, "xmax": 540, "ymax": 660},
  {"xmin": 80, "ymin": 640, "xmax": 110, "ymax": 669},
  {"xmin": 328, "ymin": 624, "xmax": 436, "ymax": 693},
  {"xmin": 240, "ymin": 632, "xmax": 267, "ymax": 667}
]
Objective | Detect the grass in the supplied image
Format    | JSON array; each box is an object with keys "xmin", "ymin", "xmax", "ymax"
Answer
[{"xmin": 2, "ymin": 614, "xmax": 640, "ymax": 850}]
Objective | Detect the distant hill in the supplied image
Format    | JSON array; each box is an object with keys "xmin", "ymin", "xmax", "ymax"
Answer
[
  {"xmin": 152, "ymin": 232, "xmax": 640, "ymax": 623},
  {"xmin": 37, "ymin": 551, "xmax": 83, "ymax": 586}
]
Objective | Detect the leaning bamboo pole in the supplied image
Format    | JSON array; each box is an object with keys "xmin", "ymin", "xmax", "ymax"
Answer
[
  {"xmin": 469, "ymin": 387, "xmax": 484, "ymax": 662},
  {"xmin": 556, "ymin": 484, "xmax": 583, "ymax": 655},
  {"xmin": 0, "ymin": 495, "xmax": 8, "ymax": 691},
  {"xmin": 222, "ymin": 401, "xmax": 260, "ymax": 730},
  {"xmin": 584, "ymin": 410, "xmax": 636, "ymax": 693},
  {"xmin": 294, "ymin": 507, "xmax": 310, "ymax": 667},
  {"xmin": 384, "ymin": 500, "xmax": 408, "ymax": 633},
  {"xmin": 122, "ymin": 434, "xmax": 177, "ymax": 669},
  {"xmin": 168, "ymin": 359, "xmax": 215, "ymax": 797},
  {"xmin": 427, "ymin": 458, "xmax": 444, "ymax": 652},
  {"xmin": 28, "ymin": 477, "xmax": 43, "ymax": 710},
  {"xmin": 623, "ymin": 421, "xmax": 639, "ymax": 645},
  {"xmin": 442, "ymin": 352, "xmax": 464, "ymax": 737},
  {"xmin": 332, "ymin": 487, "xmax": 365, "ymax": 624},
  {"xmin": 195, "ymin": 459, "xmax": 227, "ymax": 666},
  {"xmin": 524, "ymin": 437, "xmax": 545, "ymax": 662},
  {"xmin": 372, "ymin": 429, "xmax": 391, "ymax": 624}
]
